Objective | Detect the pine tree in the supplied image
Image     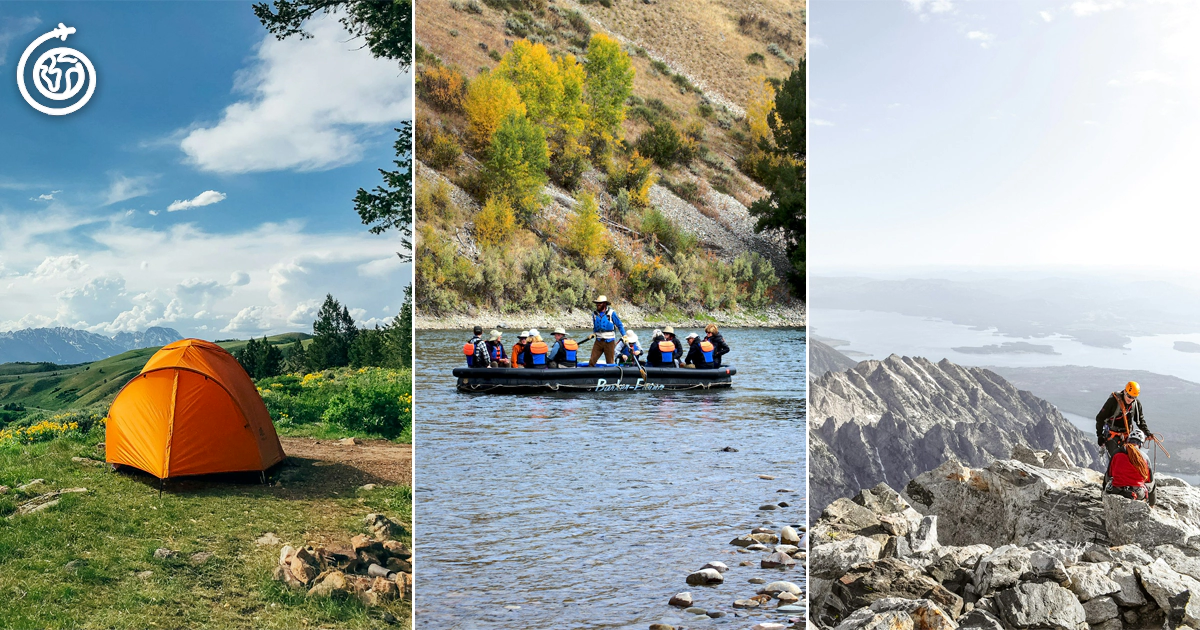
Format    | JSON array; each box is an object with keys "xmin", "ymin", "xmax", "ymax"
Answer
[
  {"xmin": 748, "ymin": 61, "xmax": 805, "ymax": 297},
  {"xmin": 282, "ymin": 338, "xmax": 308, "ymax": 374},
  {"xmin": 308, "ymin": 294, "xmax": 357, "ymax": 370},
  {"xmin": 261, "ymin": 337, "xmax": 284, "ymax": 378}
]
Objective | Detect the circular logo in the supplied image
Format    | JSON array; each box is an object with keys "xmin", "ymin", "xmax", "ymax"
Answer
[{"xmin": 17, "ymin": 23, "xmax": 97, "ymax": 116}]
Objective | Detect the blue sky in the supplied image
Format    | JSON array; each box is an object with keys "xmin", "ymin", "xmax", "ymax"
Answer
[
  {"xmin": 0, "ymin": 3, "xmax": 412, "ymax": 338},
  {"xmin": 810, "ymin": 0, "xmax": 1200, "ymax": 273}
]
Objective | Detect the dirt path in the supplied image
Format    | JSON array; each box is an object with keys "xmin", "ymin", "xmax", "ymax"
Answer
[{"xmin": 275, "ymin": 437, "xmax": 412, "ymax": 496}]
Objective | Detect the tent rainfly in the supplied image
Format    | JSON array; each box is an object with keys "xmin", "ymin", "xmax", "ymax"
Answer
[{"xmin": 106, "ymin": 338, "xmax": 285, "ymax": 479}]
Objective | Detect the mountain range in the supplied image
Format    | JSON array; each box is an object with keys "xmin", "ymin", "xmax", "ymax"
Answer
[
  {"xmin": 809, "ymin": 350, "xmax": 1102, "ymax": 516},
  {"xmin": 0, "ymin": 327, "xmax": 183, "ymax": 365}
]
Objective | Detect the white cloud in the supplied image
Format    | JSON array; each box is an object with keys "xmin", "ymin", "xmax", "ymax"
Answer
[
  {"xmin": 33, "ymin": 255, "xmax": 88, "ymax": 281},
  {"xmin": 811, "ymin": 118, "xmax": 836, "ymax": 126},
  {"xmin": 903, "ymin": 0, "xmax": 954, "ymax": 15},
  {"xmin": 104, "ymin": 174, "xmax": 154, "ymax": 206},
  {"xmin": 32, "ymin": 190, "xmax": 60, "ymax": 201},
  {"xmin": 167, "ymin": 190, "xmax": 227, "ymax": 212},
  {"xmin": 178, "ymin": 14, "xmax": 412, "ymax": 174},
  {"xmin": 967, "ymin": 30, "xmax": 995, "ymax": 47},
  {"xmin": 148, "ymin": 210, "xmax": 160, "ymax": 216},
  {"xmin": 809, "ymin": 36, "xmax": 827, "ymax": 48},
  {"xmin": 358, "ymin": 255, "xmax": 405, "ymax": 277},
  {"xmin": 1039, "ymin": 10, "xmax": 1054, "ymax": 22},
  {"xmin": 222, "ymin": 306, "xmax": 273, "ymax": 334},
  {"xmin": 0, "ymin": 210, "xmax": 409, "ymax": 337},
  {"xmin": 1070, "ymin": 0, "xmax": 1125, "ymax": 17},
  {"xmin": 0, "ymin": 16, "xmax": 40, "ymax": 66}
]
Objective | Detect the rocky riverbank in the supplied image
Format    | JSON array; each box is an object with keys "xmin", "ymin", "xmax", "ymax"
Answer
[
  {"xmin": 650, "ymin": 475, "xmax": 806, "ymax": 630},
  {"xmin": 811, "ymin": 446, "xmax": 1200, "ymax": 629},
  {"xmin": 416, "ymin": 303, "xmax": 805, "ymax": 331}
]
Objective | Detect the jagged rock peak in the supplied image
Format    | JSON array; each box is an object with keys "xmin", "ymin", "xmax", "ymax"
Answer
[{"xmin": 809, "ymin": 354, "xmax": 1102, "ymax": 516}]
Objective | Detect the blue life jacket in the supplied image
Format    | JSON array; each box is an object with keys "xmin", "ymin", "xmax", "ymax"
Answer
[
  {"xmin": 699, "ymin": 340, "xmax": 714, "ymax": 364},
  {"xmin": 593, "ymin": 309, "xmax": 615, "ymax": 333}
]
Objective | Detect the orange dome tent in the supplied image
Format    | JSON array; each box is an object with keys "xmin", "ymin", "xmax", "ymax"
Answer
[{"xmin": 106, "ymin": 339, "xmax": 285, "ymax": 479}]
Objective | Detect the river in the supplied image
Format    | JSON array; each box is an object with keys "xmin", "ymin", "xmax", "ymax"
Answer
[{"xmin": 413, "ymin": 327, "xmax": 806, "ymax": 629}]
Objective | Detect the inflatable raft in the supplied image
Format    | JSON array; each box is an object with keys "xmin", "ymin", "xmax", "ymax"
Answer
[{"xmin": 452, "ymin": 365, "xmax": 736, "ymax": 393}]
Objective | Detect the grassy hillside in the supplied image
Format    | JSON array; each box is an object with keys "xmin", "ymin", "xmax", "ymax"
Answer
[
  {"xmin": 0, "ymin": 334, "xmax": 311, "ymax": 413},
  {"xmin": 413, "ymin": 0, "xmax": 803, "ymax": 318}
]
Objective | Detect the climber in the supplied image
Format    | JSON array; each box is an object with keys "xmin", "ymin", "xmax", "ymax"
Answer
[
  {"xmin": 1106, "ymin": 428, "xmax": 1153, "ymax": 503},
  {"xmin": 1096, "ymin": 381, "xmax": 1152, "ymax": 457}
]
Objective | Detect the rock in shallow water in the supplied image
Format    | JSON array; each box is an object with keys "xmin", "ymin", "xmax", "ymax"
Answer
[
  {"xmin": 667, "ymin": 592, "xmax": 692, "ymax": 608},
  {"xmin": 684, "ymin": 568, "xmax": 723, "ymax": 586}
]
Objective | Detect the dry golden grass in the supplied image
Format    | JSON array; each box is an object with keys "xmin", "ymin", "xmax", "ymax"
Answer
[{"xmin": 567, "ymin": 0, "xmax": 803, "ymax": 109}]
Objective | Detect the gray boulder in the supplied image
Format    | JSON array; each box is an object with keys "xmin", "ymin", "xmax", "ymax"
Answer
[
  {"xmin": 974, "ymin": 545, "xmax": 1033, "ymax": 595},
  {"xmin": 1137, "ymin": 558, "xmax": 1200, "ymax": 628},
  {"xmin": 832, "ymin": 598, "xmax": 955, "ymax": 630},
  {"xmin": 994, "ymin": 582, "xmax": 1086, "ymax": 630},
  {"xmin": 1082, "ymin": 596, "xmax": 1120, "ymax": 625},
  {"xmin": 1104, "ymin": 492, "xmax": 1199, "ymax": 547},
  {"xmin": 957, "ymin": 609, "xmax": 1004, "ymax": 630},
  {"xmin": 1064, "ymin": 562, "xmax": 1119, "ymax": 601},
  {"xmin": 811, "ymin": 536, "xmax": 882, "ymax": 579},
  {"xmin": 1109, "ymin": 563, "xmax": 1148, "ymax": 607},
  {"xmin": 905, "ymin": 459, "xmax": 1106, "ymax": 547}
]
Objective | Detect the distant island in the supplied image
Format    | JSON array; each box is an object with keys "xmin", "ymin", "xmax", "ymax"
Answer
[
  {"xmin": 952, "ymin": 341, "xmax": 1059, "ymax": 355},
  {"xmin": 1176, "ymin": 341, "xmax": 1200, "ymax": 353}
]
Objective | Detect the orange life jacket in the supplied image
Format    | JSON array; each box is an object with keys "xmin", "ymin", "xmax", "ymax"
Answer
[
  {"xmin": 528, "ymin": 341, "xmax": 549, "ymax": 367},
  {"xmin": 659, "ymin": 340, "xmax": 675, "ymax": 354},
  {"xmin": 698, "ymin": 340, "xmax": 714, "ymax": 364}
]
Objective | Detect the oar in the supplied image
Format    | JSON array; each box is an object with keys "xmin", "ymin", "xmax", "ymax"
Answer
[{"xmin": 627, "ymin": 339, "xmax": 648, "ymax": 380}]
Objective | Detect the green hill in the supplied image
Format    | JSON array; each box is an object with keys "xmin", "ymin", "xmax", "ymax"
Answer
[{"xmin": 0, "ymin": 334, "xmax": 312, "ymax": 413}]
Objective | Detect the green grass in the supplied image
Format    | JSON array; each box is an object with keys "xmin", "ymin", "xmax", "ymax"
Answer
[
  {"xmin": 0, "ymin": 432, "xmax": 411, "ymax": 629},
  {"xmin": 0, "ymin": 334, "xmax": 311, "ymax": 414}
]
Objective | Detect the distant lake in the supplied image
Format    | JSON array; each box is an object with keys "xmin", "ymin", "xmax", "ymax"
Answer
[{"xmin": 814, "ymin": 309, "xmax": 1200, "ymax": 383}]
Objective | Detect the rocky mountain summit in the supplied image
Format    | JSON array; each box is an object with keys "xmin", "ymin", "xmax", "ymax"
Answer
[
  {"xmin": 811, "ymin": 451, "xmax": 1200, "ymax": 629},
  {"xmin": 810, "ymin": 355, "xmax": 1103, "ymax": 515},
  {"xmin": 811, "ymin": 339, "xmax": 858, "ymax": 378}
]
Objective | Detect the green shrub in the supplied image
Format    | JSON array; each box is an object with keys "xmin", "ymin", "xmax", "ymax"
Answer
[
  {"xmin": 260, "ymin": 368, "xmax": 412, "ymax": 441},
  {"xmin": 641, "ymin": 208, "xmax": 697, "ymax": 255},
  {"xmin": 746, "ymin": 52, "xmax": 765, "ymax": 66},
  {"xmin": 636, "ymin": 119, "xmax": 682, "ymax": 167}
]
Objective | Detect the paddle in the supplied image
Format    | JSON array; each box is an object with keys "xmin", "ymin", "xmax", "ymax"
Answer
[{"xmin": 625, "ymin": 337, "xmax": 648, "ymax": 380}]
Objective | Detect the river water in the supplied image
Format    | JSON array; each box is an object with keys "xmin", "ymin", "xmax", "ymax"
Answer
[{"xmin": 413, "ymin": 327, "xmax": 806, "ymax": 629}]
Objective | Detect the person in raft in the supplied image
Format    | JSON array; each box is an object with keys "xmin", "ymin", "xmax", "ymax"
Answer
[
  {"xmin": 704, "ymin": 323, "xmax": 731, "ymax": 367},
  {"xmin": 522, "ymin": 329, "xmax": 550, "ymax": 368},
  {"xmin": 547, "ymin": 327, "xmax": 579, "ymax": 368},
  {"xmin": 616, "ymin": 332, "xmax": 642, "ymax": 365},
  {"xmin": 464, "ymin": 325, "xmax": 490, "ymax": 368},
  {"xmin": 588, "ymin": 295, "xmax": 626, "ymax": 366},
  {"xmin": 485, "ymin": 330, "xmax": 510, "ymax": 367},
  {"xmin": 1107, "ymin": 427, "xmax": 1152, "ymax": 502},
  {"xmin": 683, "ymin": 332, "xmax": 716, "ymax": 369},
  {"xmin": 1096, "ymin": 381, "xmax": 1153, "ymax": 457},
  {"xmin": 511, "ymin": 331, "xmax": 530, "ymax": 367},
  {"xmin": 646, "ymin": 326, "xmax": 681, "ymax": 367}
]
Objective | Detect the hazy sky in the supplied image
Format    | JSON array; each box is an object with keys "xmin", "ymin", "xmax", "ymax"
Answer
[
  {"xmin": 0, "ymin": 3, "xmax": 411, "ymax": 338},
  {"xmin": 810, "ymin": 0, "xmax": 1200, "ymax": 273}
]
